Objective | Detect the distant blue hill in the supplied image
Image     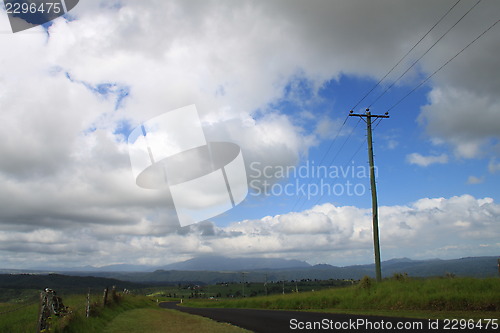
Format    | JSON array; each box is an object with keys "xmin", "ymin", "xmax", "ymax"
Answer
[
  {"xmin": 156, "ymin": 255, "xmax": 311, "ymax": 271},
  {"xmin": 1, "ymin": 256, "xmax": 497, "ymax": 283}
]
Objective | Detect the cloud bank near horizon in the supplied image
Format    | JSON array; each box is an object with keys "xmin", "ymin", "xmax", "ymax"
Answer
[{"xmin": 1, "ymin": 194, "xmax": 497, "ymax": 268}]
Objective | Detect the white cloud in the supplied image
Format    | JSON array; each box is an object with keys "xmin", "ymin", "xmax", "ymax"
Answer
[
  {"xmin": 1, "ymin": 194, "xmax": 497, "ymax": 268},
  {"xmin": 387, "ymin": 139, "xmax": 399, "ymax": 150},
  {"xmin": 415, "ymin": 0, "xmax": 500, "ymax": 159},
  {"xmin": 418, "ymin": 88, "xmax": 500, "ymax": 159},
  {"xmin": 467, "ymin": 176, "xmax": 484, "ymax": 185},
  {"xmin": 489, "ymin": 159, "xmax": 500, "ymax": 174},
  {"xmin": 0, "ymin": 0, "xmax": 499, "ymax": 268},
  {"xmin": 406, "ymin": 153, "xmax": 448, "ymax": 167},
  {"xmin": 314, "ymin": 117, "xmax": 351, "ymax": 140}
]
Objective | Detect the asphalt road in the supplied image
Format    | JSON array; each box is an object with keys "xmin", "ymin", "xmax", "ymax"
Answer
[{"xmin": 159, "ymin": 302, "xmax": 497, "ymax": 333}]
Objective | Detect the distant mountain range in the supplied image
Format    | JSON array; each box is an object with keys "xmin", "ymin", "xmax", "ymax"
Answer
[
  {"xmin": 9, "ymin": 255, "xmax": 310, "ymax": 273},
  {"xmin": 157, "ymin": 255, "xmax": 311, "ymax": 271},
  {"xmin": 1, "ymin": 256, "xmax": 496, "ymax": 284}
]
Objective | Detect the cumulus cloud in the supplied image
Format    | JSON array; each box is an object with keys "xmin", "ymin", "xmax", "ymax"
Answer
[
  {"xmin": 415, "ymin": 0, "xmax": 500, "ymax": 158},
  {"xmin": 418, "ymin": 87, "xmax": 500, "ymax": 159},
  {"xmin": 0, "ymin": 0, "xmax": 499, "ymax": 268},
  {"xmin": 1, "ymin": 194, "xmax": 498, "ymax": 268},
  {"xmin": 406, "ymin": 153, "xmax": 448, "ymax": 167}
]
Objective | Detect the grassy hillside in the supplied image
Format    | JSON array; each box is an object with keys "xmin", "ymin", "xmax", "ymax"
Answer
[{"xmin": 184, "ymin": 276, "xmax": 500, "ymax": 319}]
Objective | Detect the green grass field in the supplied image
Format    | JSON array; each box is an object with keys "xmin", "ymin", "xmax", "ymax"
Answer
[
  {"xmin": 2, "ymin": 277, "xmax": 498, "ymax": 332},
  {"xmin": 0, "ymin": 293, "xmax": 249, "ymax": 333},
  {"xmin": 143, "ymin": 279, "xmax": 353, "ymax": 300},
  {"xmin": 183, "ymin": 277, "xmax": 500, "ymax": 320},
  {"xmin": 103, "ymin": 308, "xmax": 249, "ymax": 333},
  {"xmin": 52, "ymin": 294, "xmax": 249, "ymax": 333},
  {"xmin": 0, "ymin": 302, "xmax": 39, "ymax": 333}
]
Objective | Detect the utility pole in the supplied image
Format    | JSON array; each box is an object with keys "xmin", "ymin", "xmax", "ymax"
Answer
[{"xmin": 349, "ymin": 108, "xmax": 389, "ymax": 282}]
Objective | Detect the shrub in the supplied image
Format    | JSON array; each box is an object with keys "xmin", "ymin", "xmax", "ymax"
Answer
[
  {"xmin": 392, "ymin": 272, "xmax": 409, "ymax": 281},
  {"xmin": 359, "ymin": 276, "xmax": 373, "ymax": 290}
]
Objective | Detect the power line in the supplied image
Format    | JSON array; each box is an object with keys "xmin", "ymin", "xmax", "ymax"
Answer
[
  {"xmin": 306, "ymin": 0, "xmax": 467, "ymax": 212},
  {"xmin": 289, "ymin": 110, "xmax": 352, "ymax": 212},
  {"xmin": 345, "ymin": 139, "xmax": 366, "ymax": 166},
  {"xmin": 309, "ymin": 135, "xmax": 367, "ymax": 209},
  {"xmin": 350, "ymin": 0, "xmax": 463, "ymax": 112},
  {"xmin": 372, "ymin": 117, "xmax": 384, "ymax": 131},
  {"xmin": 295, "ymin": 118, "xmax": 362, "ymax": 212},
  {"xmin": 368, "ymin": 0, "xmax": 482, "ymax": 108},
  {"xmin": 316, "ymin": 115, "xmax": 350, "ymax": 166},
  {"xmin": 291, "ymin": 0, "xmax": 479, "ymax": 213},
  {"xmin": 292, "ymin": 115, "xmax": 385, "ymax": 212},
  {"xmin": 291, "ymin": 115, "xmax": 354, "ymax": 212},
  {"xmin": 304, "ymin": 1, "xmax": 466, "ymax": 211},
  {"xmin": 295, "ymin": 118, "xmax": 366, "ymax": 212},
  {"xmin": 387, "ymin": 17, "xmax": 500, "ymax": 113},
  {"xmin": 325, "ymin": 118, "xmax": 361, "ymax": 167},
  {"xmin": 343, "ymin": 117, "xmax": 383, "ymax": 167}
]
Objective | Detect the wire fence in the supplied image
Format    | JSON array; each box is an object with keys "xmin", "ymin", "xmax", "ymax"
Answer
[
  {"xmin": 0, "ymin": 286, "xmax": 126, "ymax": 333},
  {"xmin": 0, "ymin": 301, "xmax": 38, "ymax": 316}
]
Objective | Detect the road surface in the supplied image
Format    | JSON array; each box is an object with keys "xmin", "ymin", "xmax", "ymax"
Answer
[{"xmin": 159, "ymin": 302, "xmax": 496, "ymax": 332}]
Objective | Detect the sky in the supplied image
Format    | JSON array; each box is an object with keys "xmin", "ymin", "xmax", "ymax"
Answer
[{"xmin": 0, "ymin": 0, "xmax": 499, "ymax": 269}]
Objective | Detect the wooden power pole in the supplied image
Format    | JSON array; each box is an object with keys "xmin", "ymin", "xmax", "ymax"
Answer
[{"xmin": 349, "ymin": 108, "xmax": 389, "ymax": 282}]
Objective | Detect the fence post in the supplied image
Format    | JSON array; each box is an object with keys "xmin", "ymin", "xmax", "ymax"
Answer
[
  {"xmin": 103, "ymin": 287, "xmax": 109, "ymax": 306},
  {"xmin": 36, "ymin": 291, "xmax": 44, "ymax": 333},
  {"xmin": 86, "ymin": 288, "xmax": 91, "ymax": 318}
]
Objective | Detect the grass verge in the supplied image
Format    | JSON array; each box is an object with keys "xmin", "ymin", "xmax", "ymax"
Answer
[
  {"xmin": 103, "ymin": 308, "xmax": 250, "ymax": 333},
  {"xmin": 51, "ymin": 294, "xmax": 249, "ymax": 332},
  {"xmin": 183, "ymin": 277, "xmax": 500, "ymax": 320},
  {"xmin": 0, "ymin": 302, "xmax": 39, "ymax": 333}
]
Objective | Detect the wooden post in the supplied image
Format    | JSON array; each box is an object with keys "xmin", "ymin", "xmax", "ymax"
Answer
[
  {"xmin": 103, "ymin": 287, "xmax": 109, "ymax": 306},
  {"xmin": 36, "ymin": 291, "xmax": 44, "ymax": 333},
  {"xmin": 86, "ymin": 288, "xmax": 91, "ymax": 318},
  {"xmin": 349, "ymin": 109, "xmax": 389, "ymax": 282}
]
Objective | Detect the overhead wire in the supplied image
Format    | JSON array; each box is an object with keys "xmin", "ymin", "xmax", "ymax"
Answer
[
  {"xmin": 290, "ymin": 0, "xmax": 491, "ymax": 212},
  {"xmin": 372, "ymin": 117, "xmax": 384, "ymax": 131},
  {"xmin": 309, "ymin": 117, "xmax": 384, "ymax": 211},
  {"xmin": 387, "ymin": 17, "xmax": 500, "ymax": 113},
  {"xmin": 346, "ymin": 117, "xmax": 383, "ymax": 167},
  {"xmin": 289, "ymin": 114, "xmax": 349, "ymax": 212},
  {"xmin": 325, "ymin": 118, "xmax": 362, "ymax": 167},
  {"xmin": 335, "ymin": 11, "xmax": 500, "ymax": 212},
  {"xmin": 292, "ymin": 0, "xmax": 466, "ymax": 212},
  {"xmin": 350, "ymin": 0, "xmax": 463, "ymax": 112},
  {"xmin": 340, "ymin": 0, "xmax": 470, "ymax": 179},
  {"xmin": 296, "ymin": 118, "xmax": 362, "ymax": 211},
  {"xmin": 315, "ymin": 115, "xmax": 350, "ymax": 166},
  {"xmin": 317, "ymin": 0, "xmax": 468, "ymax": 184},
  {"xmin": 368, "ymin": 0, "xmax": 482, "ymax": 108}
]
